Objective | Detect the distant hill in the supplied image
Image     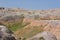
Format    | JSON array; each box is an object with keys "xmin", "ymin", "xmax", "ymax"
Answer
[{"xmin": 0, "ymin": 7, "xmax": 60, "ymax": 20}]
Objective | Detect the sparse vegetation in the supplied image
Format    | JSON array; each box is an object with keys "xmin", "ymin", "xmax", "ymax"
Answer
[
  {"xmin": 15, "ymin": 25, "xmax": 44, "ymax": 39},
  {"xmin": 34, "ymin": 15, "xmax": 40, "ymax": 20},
  {"xmin": 7, "ymin": 22, "xmax": 23, "ymax": 31}
]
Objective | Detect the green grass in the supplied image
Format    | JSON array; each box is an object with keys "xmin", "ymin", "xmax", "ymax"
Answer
[
  {"xmin": 7, "ymin": 22, "xmax": 22, "ymax": 31},
  {"xmin": 7, "ymin": 21, "xmax": 30, "ymax": 32},
  {"xmin": 9, "ymin": 23, "xmax": 21, "ymax": 31}
]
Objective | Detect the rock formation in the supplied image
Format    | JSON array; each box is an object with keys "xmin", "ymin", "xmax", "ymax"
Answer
[
  {"xmin": 27, "ymin": 31, "xmax": 57, "ymax": 40},
  {"xmin": 0, "ymin": 24, "xmax": 16, "ymax": 40},
  {"xmin": 0, "ymin": 7, "xmax": 60, "ymax": 40}
]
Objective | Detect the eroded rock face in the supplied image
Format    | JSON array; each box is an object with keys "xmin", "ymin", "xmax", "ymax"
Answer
[
  {"xmin": 27, "ymin": 31, "xmax": 57, "ymax": 40},
  {"xmin": 0, "ymin": 25, "xmax": 16, "ymax": 40}
]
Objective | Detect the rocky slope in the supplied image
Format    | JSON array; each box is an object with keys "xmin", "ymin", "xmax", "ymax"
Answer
[
  {"xmin": 0, "ymin": 7, "xmax": 60, "ymax": 40},
  {"xmin": 27, "ymin": 31, "xmax": 57, "ymax": 40},
  {"xmin": 0, "ymin": 25, "xmax": 16, "ymax": 40}
]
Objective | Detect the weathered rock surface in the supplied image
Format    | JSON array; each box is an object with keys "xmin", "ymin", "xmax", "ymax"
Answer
[
  {"xmin": 0, "ymin": 25, "xmax": 16, "ymax": 40},
  {"xmin": 27, "ymin": 31, "xmax": 57, "ymax": 40}
]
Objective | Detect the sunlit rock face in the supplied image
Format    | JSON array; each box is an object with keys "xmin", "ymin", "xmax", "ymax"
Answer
[
  {"xmin": 0, "ymin": 25, "xmax": 16, "ymax": 40},
  {"xmin": 27, "ymin": 31, "xmax": 57, "ymax": 40}
]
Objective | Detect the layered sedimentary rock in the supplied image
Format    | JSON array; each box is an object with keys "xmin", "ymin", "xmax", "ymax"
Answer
[{"xmin": 0, "ymin": 7, "xmax": 60, "ymax": 40}]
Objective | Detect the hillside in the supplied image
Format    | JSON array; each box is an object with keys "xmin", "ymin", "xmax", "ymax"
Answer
[
  {"xmin": 0, "ymin": 7, "xmax": 60, "ymax": 40},
  {"xmin": 0, "ymin": 8, "xmax": 60, "ymax": 20}
]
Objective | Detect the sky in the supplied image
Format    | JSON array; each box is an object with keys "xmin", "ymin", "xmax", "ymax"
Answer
[{"xmin": 0, "ymin": 0, "xmax": 60, "ymax": 10}]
